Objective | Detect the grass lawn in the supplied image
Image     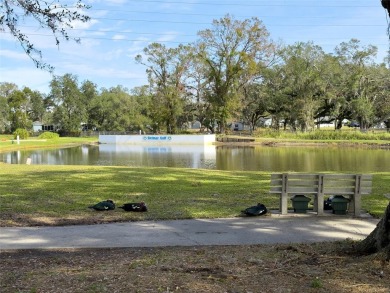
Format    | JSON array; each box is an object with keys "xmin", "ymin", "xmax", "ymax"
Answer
[
  {"xmin": 0, "ymin": 135, "xmax": 97, "ymax": 153},
  {"xmin": 0, "ymin": 163, "xmax": 389, "ymax": 226}
]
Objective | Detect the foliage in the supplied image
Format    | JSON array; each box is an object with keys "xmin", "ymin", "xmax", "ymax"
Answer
[
  {"xmin": 1, "ymin": 16, "xmax": 390, "ymax": 135},
  {"xmin": 89, "ymin": 85, "xmax": 146, "ymax": 132},
  {"xmin": 278, "ymin": 42, "xmax": 326, "ymax": 131},
  {"xmin": 136, "ymin": 43, "xmax": 191, "ymax": 134},
  {"xmin": 38, "ymin": 131, "xmax": 59, "ymax": 139},
  {"xmin": 254, "ymin": 128, "xmax": 390, "ymax": 141},
  {"xmin": 13, "ymin": 128, "xmax": 29, "ymax": 139},
  {"xmin": 196, "ymin": 14, "xmax": 275, "ymax": 133},
  {"xmin": 0, "ymin": 0, "xmax": 90, "ymax": 71},
  {"xmin": 50, "ymin": 74, "xmax": 88, "ymax": 132},
  {"xmin": 0, "ymin": 93, "xmax": 9, "ymax": 133}
]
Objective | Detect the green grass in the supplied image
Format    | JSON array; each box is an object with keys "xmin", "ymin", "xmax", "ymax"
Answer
[
  {"xmin": 1, "ymin": 134, "xmax": 389, "ymax": 226},
  {"xmin": 0, "ymin": 135, "xmax": 97, "ymax": 153},
  {"xmin": 0, "ymin": 164, "xmax": 389, "ymax": 226},
  {"xmin": 253, "ymin": 128, "xmax": 390, "ymax": 142}
]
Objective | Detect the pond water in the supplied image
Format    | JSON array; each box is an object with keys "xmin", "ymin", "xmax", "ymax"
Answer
[{"xmin": 1, "ymin": 144, "xmax": 389, "ymax": 172}]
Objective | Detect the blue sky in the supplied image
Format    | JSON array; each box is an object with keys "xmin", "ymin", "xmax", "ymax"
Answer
[{"xmin": 0, "ymin": 0, "xmax": 388, "ymax": 94}]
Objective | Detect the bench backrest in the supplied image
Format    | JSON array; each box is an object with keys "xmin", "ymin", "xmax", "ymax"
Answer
[{"xmin": 270, "ymin": 173, "xmax": 372, "ymax": 195}]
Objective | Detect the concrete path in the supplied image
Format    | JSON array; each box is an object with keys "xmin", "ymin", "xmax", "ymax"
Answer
[{"xmin": 0, "ymin": 213, "xmax": 379, "ymax": 250}]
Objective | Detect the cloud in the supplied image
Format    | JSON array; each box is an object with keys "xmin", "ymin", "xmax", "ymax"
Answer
[
  {"xmin": 86, "ymin": 0, "xmax": 128, "ymax": 5},
  {"xmin": 0, "ymin": 67, "xmax": 52, "ymax": 92},
  {"xmin": 72, "ymin": 19, "xmax": 99, "ymax": 30},
  {"xmin": 112, "ymin": 34, "xmax": 126, "ymax": 40},
  {"xmin": 157, "ymin": 31, "xmax": 180, "ymax": 43},
  {"xmin": 0, "ymin": 50, "xmax": 29, "ymax": 61}
]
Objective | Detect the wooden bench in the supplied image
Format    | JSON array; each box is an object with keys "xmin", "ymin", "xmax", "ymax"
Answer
[{"xmin": 270, "ymin": 173, "xmax": 372, "ymax": 216}]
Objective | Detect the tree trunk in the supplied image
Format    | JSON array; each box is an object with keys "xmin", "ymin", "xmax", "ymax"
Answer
[
  {"xmin": 355, "ymin": 201, "xmax": 390, "ymax": 260},
  {"xmin": 382, "ymin": 0, "xmax": 390, "ymax": 15}
]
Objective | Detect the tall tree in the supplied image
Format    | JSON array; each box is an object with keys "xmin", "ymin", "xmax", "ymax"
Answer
[
  {"xmin": 7, "ymin": 89, "xmax": 31, "ymax": 131},
  {"xmin": 0, "ymin": 82, "xmax": 18, "ymax": 133},
  {"xmin": 89, "ymin": 86, "xmax": 145, "ymax": 132},
  {"xmin": 50, "ymin": 74, "xmax": 87, "ymax": 133},
  {"xmin": 314, "ymin": 54, "xmax": 346, "ymax": 129},
  {"xmin": 356, "ymin": 201, "xmax": 390, "ymax": 261},
  {"xmin": 136, "ymin": 43, "xmax": 190, "ymax": 134},
  {"xmin": 278, "ymin": 42, "xmax": 326, "ymax": 131},
  {"xmin": 22, "ymin": 87, "xmax": 46, "ymax": 122},
  {"xmin": 1, "ymin": 0, "xmax": 90, "ymax": 71},
  {"xmin": 130, "ymin": 85, "xmax": 153, "ymax": 133},
  {"xmin": 196, "ymin": 14, "xmax": 274, "ymax": 133},
  {"xmin": 0, "ymin": 95, "xmax": 9, "ymax": 133},
  {"xmin": 382, "ymin": 0, "xmax": 390, "ymax": 16},
  {"xmin": 355, "ymin": 0, "xmax": 390, "ymax": 264},
  {"xmin": 334, "ymin": 39, "xmax": 378, "ymax": 130},
  {"xmin": 240, "ymin": 82, "xmax": 269, "ymax": 132},
  {"xmin": 185, "ymin": 49, "xmax": 214, "ymax": 132},
  {"xmin": 80, "ymin": 80, "xmax": 98, "ymax": 130}
]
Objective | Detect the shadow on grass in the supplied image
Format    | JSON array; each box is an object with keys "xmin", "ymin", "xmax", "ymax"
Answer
[{"xmin": 0, "ymin": 165, "xmax": 272, "ymax": 226}]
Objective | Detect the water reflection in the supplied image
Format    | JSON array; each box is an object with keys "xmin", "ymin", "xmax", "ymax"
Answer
[
  {"xmin": 97, "ymin": 145, "xmax": 216, "ymax": 169},
  {"xmin": 0, "ymin": 144, "xmax": 389, "ymax": 172}
]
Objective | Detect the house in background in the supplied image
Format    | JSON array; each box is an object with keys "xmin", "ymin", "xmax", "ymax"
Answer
[{"xmin": 32, "ymin": 121, "xmax": 60, "ymax": 132}]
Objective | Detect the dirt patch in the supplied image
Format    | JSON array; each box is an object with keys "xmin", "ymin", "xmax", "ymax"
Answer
[{"xmin": 1, "ymin": 242, "xmax": 389, "ymax": 293}]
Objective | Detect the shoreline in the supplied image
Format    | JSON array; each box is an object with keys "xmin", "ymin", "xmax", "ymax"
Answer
[{"xmin": 214, "ymin": 140, "xmax": 390, "ymax": 149}]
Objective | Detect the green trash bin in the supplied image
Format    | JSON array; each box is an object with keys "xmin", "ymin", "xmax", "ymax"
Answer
[
  {"xmin": 331, "ymin": 195, "xmax": 350, "ymax": 215},
  {"xmin": 291, "ymin": 195, "xmax": 311, "ymax": 213}
]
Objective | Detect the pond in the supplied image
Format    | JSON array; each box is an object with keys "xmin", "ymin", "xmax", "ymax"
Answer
[{"xmin": 1, "ymin": 144, "xmax": 389, "ymax": 172}]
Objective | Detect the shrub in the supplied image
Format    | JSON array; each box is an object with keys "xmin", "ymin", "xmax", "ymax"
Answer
[
  {"xmin": 253, "ymin": 128, "xmax": 390, "ymax": 141},
  {"xmin": 13, "ymin": 128, "xmax": 29, "ymax": 139},
  {"xmin": 38, "ymin": 131, "xmax": 60, "ymax": 139}
]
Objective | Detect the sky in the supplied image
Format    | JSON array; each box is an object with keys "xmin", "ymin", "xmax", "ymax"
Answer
[{"xmin": 0, "ymin": 0, "xmax": 389, "ymax": 94}]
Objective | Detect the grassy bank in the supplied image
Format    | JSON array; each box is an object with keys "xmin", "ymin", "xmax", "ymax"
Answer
[
  {"xmin": 0, "ymin": 164, "xmax": 389, "ymax": 227},
  {"xmin": 253, "ymin": 128, "xmax": 390, "ymax": 141},
  {"xmin": 0, "ymin": 135, "xmax": 97, "ymax": 153}
]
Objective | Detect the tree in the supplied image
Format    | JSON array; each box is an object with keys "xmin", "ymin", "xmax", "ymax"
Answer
[
  {"xmin": 1, "ymin": 0, "xmax": 90, "ymax": 71},
  {"xmin": 334, "ymin": 39, "xmax": 378, "ymax": 130},
  {"xmin": 196, "ymin": 14, "xmax": 274, "ymax": 133},
  {"xmin": 80, "ymin": 80, "xmax": 98, "ymax": 130},
  {"xmin": 184, "ymin": 48, "xmax": 215, "ymax": 132},
  {"xmin": 240, "ymin": 82, "xmax": 269, "ymax": 132},
  {"xmin": 7, "ymin": 89, "xmax": 32, "ymax": 131},
  {"xmin": 0, "ymin": 95, "xmax": 10, "ymax": 133},
  {"xmin": 278, "ymin": 42, "xmax": 326, "ymax": 131},
  {"xmin": 136, "ymin": 43, "xmax": 190, "ymax": 134},
  {"xmin": 88, "ymin": 86, "xmax": 146, "ymax": 132},
  {"xmin": 50, "ymin": 73, "xmax": 87, "ymax": 133},
  {"xmin": 365, "ymin": 64, "xmax": 390, "ymax": 129},
  {"xmin": 130, "ymin": 85, "xmax": 153, "ymax": 133},
  {"xmin": 355, "ymin": 0, "xmax": 390, "ymax": 262},
  {"xmin": 382, "ymin": 0, "xmax": 390, "ymax": 17},
  {"xmin": 260, "ymin": 64, "xmax": 289, "ymax": 130},
  {"xmin": 356, "ymin": 201, "xmax": 390, "ymax": 260},
  {"xmin": 22, "ymin": 87, "xmax": 46, "ymax": 123},
  {"xmin": 0, "ymin": 82, "xmax": 18, "ymax": 133}
]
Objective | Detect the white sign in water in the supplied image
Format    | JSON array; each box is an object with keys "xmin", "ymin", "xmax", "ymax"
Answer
[{"xmin": 99, "ymin": 134, "xmax": 215, "ymax": 145}]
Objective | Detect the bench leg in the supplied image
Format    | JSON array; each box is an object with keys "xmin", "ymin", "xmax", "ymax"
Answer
[
  {"xmin": 280, "ymin": 193, "xmax": 288, "ymax": 214},
  {"xmin": 316, "ymin": 193, "xmax": 324, "ymax": 216},
  {"xmin": 352, "ymin": 194, "xmax": 361, "ymax": 217}
]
